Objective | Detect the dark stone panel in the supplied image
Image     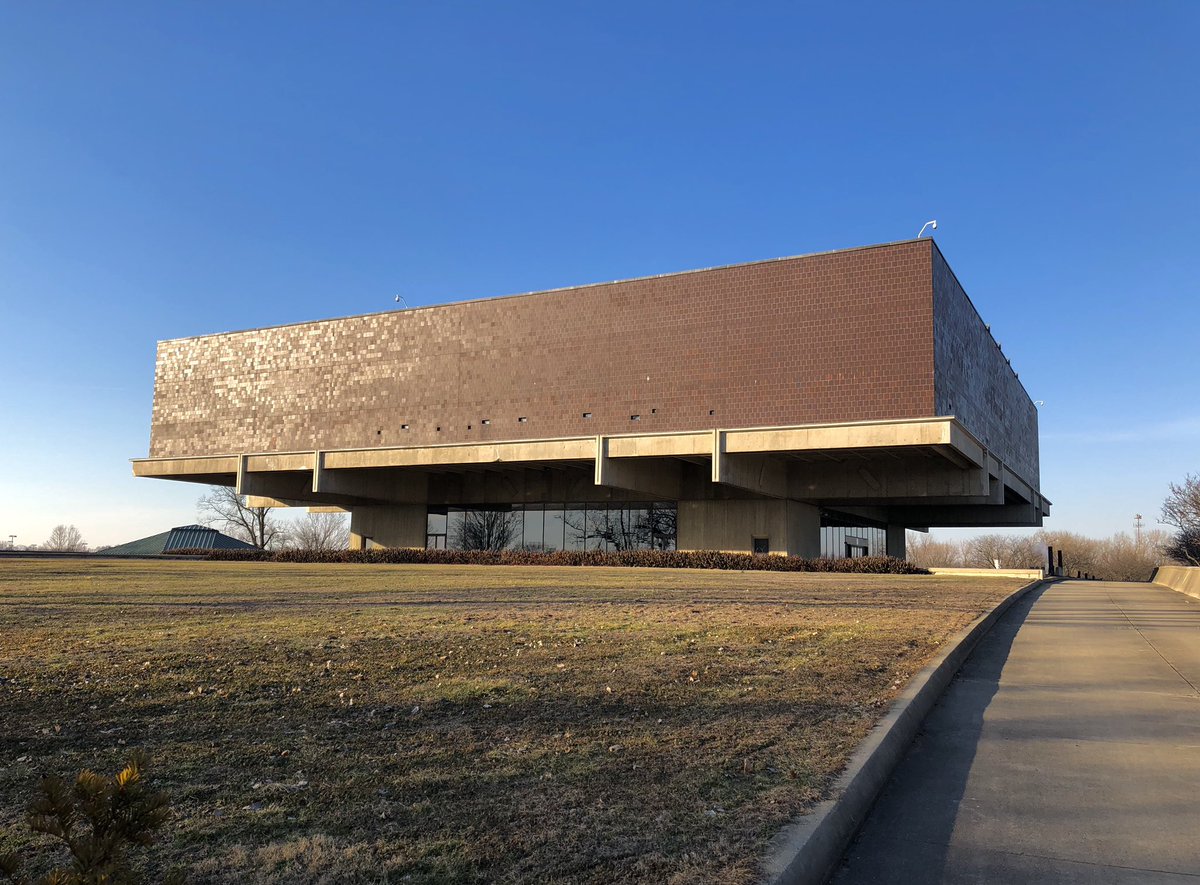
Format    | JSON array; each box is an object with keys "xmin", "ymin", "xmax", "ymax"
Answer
[{"xmin": 931, "ymin": 245, "xmax": 1040, "ymax": 488}]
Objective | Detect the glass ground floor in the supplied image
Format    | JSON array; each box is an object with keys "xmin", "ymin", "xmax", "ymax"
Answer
[{"xmin": 426, "ymin": 502, "xmax": 887, "ymax": 558}]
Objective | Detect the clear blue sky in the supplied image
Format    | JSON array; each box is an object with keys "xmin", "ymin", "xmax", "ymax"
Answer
[{"xmin": 1, "ymin": 2, "xmax": 1196, "ymax": 548}]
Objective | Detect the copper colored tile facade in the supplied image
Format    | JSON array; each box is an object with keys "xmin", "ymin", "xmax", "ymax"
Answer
[{"xmin": 147, "ymin": 239, "xmax": 1035, "ymax": 487}]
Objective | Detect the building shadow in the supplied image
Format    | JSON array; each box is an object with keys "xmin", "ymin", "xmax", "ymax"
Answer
[{"xmin": 832, "ymin": 582, "xmax": 1053, "ymax": 884}]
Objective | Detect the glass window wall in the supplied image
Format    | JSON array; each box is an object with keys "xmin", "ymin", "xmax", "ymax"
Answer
[{"xmin": 428, "ymin": 502, "xmax": 678, "ymax": 552}]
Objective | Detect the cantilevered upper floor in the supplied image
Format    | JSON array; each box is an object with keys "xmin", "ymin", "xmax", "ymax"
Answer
[{"xmin": 134, "ymin": 239, "xmax": 1048, "ymax": 545}]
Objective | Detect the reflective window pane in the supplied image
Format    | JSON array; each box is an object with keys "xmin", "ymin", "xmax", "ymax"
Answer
[
  {"xmin": 543, "ymin": 506, "xmax": 565, "ymax": 552},
  {"xmin": 505, "ymin": 507, "xmax": 525, "ymax": 550},
  {"xmin": 651, "ymin": 503, "xmax": 677, "ymax": 550},
  {"xmin": 564, "ymin": 505, "xmax": 586, "ymax": 550},
  {"xmin": 447, "ymin": 509, "xmax": 466, "ymax": 549},
  {"xmin": 427, "ymin": 508, "xmax": 448, "ymax": 535},
  {"xmin": 430, "ymin": 502, "xmax": 676, "ymax": 554},
  {"xmin": 523, "ymin": 508, "xmax": 545, "ymax": 551},
  {"xmin": 586, "ymin": 506, "xmax": 611, "ymax": 551}
]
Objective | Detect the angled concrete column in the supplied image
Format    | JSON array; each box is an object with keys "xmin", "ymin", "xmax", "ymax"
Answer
[
  {"xmin": 594, "ymin": 436, "xmax": 683, "ymax": 499},
  {"xmin": 349, "ymin": 504, "xmax": 426, "ymax": 550},
  {"xmin": 712, "ymin": 429, "xmax": 788, "ymax": 497},
  {"xmin": 677, "ymin": 499, "xmax": 819, "ymax": 556},
  {"xmin": 886, "ymin": 524, "xmax": 907, "ymax": 559}
]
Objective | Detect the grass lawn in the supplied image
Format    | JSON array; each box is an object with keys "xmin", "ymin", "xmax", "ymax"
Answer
[{"xmin": 0, "ymin": 560, "xmax": 1024, "ymax": 883}]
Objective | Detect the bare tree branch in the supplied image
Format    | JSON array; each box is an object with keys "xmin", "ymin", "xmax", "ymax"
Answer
[
  {"xmin": 290, "ymin": 511, "xmax": 350, "ymax": 552},
  {"xmin": 197, "ymin": 486, "xmax": 287, "ymax": 550},
  {"xmin": 44, "ymin": 524, "xmax": 87, "ymax": 552}
]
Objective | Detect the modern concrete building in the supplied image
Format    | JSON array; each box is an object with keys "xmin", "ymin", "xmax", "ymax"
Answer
[{"xmin": 133, "ymin": 239, "xmax": 1048, "ymax": 558}]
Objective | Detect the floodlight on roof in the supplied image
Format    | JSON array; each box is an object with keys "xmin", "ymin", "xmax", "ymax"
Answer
[{"xmin": 917, "ymin": 220, "xmax": 938, "ymax": 239}]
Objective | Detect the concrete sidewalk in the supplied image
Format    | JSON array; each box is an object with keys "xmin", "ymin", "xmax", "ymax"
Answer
[{"xmin": 832, "ymin": 580, "xmax": 1200, "ymax": 884}]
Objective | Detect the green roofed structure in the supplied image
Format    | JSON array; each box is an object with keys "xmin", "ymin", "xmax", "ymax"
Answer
[{"xmin": 99, "ymin": 524, "xmax": 257, "ymax": 556}]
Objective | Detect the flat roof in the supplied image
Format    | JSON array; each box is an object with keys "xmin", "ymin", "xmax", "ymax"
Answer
[{"xmin": 160, "ymin": 237, "xmax": 936, "ymax": 344}]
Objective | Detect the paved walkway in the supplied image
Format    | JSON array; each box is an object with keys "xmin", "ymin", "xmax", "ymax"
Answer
[{"xmin": 833, "ymin": 580, "xmax": 1200, "ymax": 884}]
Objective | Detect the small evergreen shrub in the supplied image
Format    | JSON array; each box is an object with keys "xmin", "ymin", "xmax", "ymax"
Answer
[
  {"xmin": 0, "ymin": 752, "xmax": 183, "ymax": 885},
  {"xmin": 170, "ymin": 546, "xmax": 927, "ymax": 574}
]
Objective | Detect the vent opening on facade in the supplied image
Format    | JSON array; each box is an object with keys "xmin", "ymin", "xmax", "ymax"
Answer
[
  {"xmin": 708, "ymin": 409, "xmax": 715, "ymax": 416},
  {"xmin": 518, "ymin": 417, "xmax": 528, "ymax": 423},
  {"xmin": 481, "ymin": 419, "xmax": 490, "ymax": 425},
  {"xmin": 436, "ymin": 426, "xmax": 442, "ymax": 432},
  {"xmin": 651, "ymin": 408, "xmax": 657, "ymax": 414},
  {"xmin": 583, "ymin": 412, "xmax": 593, "ymax": 419},
  {"xmin": 376, "ymin": 429, "xmax": 382, "ymax": 435},
  {"xmin": 401, "ymin": 424, "xmax": 410, "ymax": 430},
  {"xmin": 630, "ymin": 414, "xmax": 640, "ymax": 421}
]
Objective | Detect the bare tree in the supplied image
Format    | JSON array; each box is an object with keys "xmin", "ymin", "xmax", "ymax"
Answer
[
  {"xmin": 963, "ymin": 534, "xmax": 1042, "ymax": 569},
  {"xmin": 1035, "ymin": 530, "xmax": 1102, "ymax": 577},
  {"xmin": 290, "ymin": 511, "xmax": 350, "ymax": 552},
  {"xmin": 454, "ymin": 509, "xmax": 520, "ymax": 551},
  {"xmin": 905, "ymin": 532, "xmax": 965, "ymax": 567},
  {"xmin": 1097, "ymin": 530, "xmax": 1169, "ymax": 581},
  {"xmin": 197, "ymin": 486, "xmax": 287, "ymax": 550},
  {"xmin": 1161, "ymin": 474, "xmax": 1200, "ymax": 566},
  {"xmin": 1164, "ymin": 527, "xmax": 1200, "ymax": 567},
  {"xmin": 1161, "ymin": 474, "xmax": 1200, "ymax": 531},
  {"xmin": 43, "ymin": 524, "xmax": 87, "ymax": 552}
]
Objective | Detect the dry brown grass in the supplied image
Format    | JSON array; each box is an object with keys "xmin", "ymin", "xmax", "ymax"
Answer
[{"xmin": 0, "ymin": 559, "xmax": 1024, "ymax": 883}]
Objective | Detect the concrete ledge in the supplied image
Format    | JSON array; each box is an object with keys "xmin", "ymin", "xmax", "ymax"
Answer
[
  {"xmin": 1151, "ymin": 565, "xmax": 1200, "ymax": 602},
  {"xmin": 928, "ymin": 566, "xmax": 1045, "ymax": 580},
  {"xmin": 760, "ymin": 577, "xmax": 1050, "ymax": 885}
]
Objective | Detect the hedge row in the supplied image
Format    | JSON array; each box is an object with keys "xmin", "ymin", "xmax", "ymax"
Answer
[{"xmin": 169, "ymin": 546, "xmax": 927, "ymax": 574}]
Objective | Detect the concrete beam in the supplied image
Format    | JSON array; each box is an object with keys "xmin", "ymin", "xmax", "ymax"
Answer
[
  {"xmin": 723, "ymin": 418, "xmax": 978, "ymax": 462},
  {"xmin": 312, "ymin": 452, "xmax": 428, "ymax": 502},
  {"xmin": 885, "ymin": 503, "xmax": 1044, "ymax": 528},
  {"xmin": 245, "ymin": 496, "xmax": 307, "ymax": 509},
  {"xmin": 323, "ymin": 438, "xmax": 594, "ymax": 470},
  {"xmin": 603, "ymin": 431, "xmax": 711, "ymax": 458},
  {"xmin": 235, "ymin": 457, "xmax": 368, "ymax": 508},
  {"xmin": 595, "ymin": 437, "xmax": 683, "ymax": 499},
  {"xmin": 787, "ymin": 458, "xmax": 989, "ymax": 501},
  {"xmin": 132, "ymin": 455, "xmax": 239, "ymax": 478}
]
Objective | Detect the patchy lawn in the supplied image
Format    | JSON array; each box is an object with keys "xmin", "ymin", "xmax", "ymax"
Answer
[{"xmin": 0, "ymin": 560, "xmax": 1024, "ymax": 883}]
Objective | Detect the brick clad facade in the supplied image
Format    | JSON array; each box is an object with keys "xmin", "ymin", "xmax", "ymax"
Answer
[{"xmin": 149, "ymin": 240, "xmax": 939, "ymax": 459}]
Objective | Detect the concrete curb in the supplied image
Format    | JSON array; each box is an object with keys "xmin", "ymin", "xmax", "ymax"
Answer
[{"xmin": 760, "ymin": 577, "xmax": 1052, "ymax": 885}]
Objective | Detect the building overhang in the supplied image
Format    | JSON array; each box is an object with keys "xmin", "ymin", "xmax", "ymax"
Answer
[{"xmin": 131, "ymin": 416, "xmax": 1048, "ymax": 528}]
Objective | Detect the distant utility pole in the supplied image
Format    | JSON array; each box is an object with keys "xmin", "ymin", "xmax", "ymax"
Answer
[
  {"xmin": 6, "ymin": 534, "xmax": 15, "ymax": 549},
  {"xmin": 1134, "ymin": 514, "xmax": 1143, "ymax": 545}
]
